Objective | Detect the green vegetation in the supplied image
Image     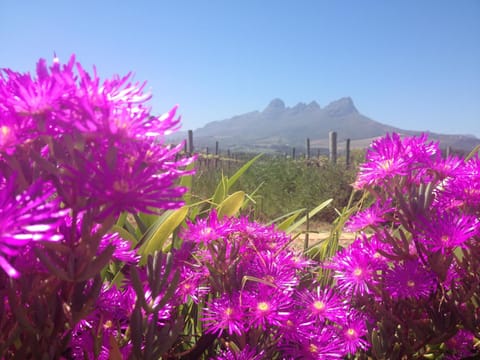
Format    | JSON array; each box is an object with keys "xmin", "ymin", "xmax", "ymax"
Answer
[{"xmin": 190, "ymin": 154, "xmax": 360, "ymax": 222}]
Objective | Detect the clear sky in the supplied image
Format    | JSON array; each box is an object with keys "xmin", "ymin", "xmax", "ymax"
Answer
[{"xmin": 1, "ymin": 0, "xmax": 479, "ymax": 137}]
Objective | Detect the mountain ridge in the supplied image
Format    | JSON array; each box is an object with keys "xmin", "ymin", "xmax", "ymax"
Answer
[{"xmin": 172, "ymin": 98, "xmax": 479, "ymax": 153}]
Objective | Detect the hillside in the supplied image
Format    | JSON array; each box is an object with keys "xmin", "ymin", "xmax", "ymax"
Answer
[{"xmin": 172, "ymin": 98, "xmax": 480, "ymax": 153}]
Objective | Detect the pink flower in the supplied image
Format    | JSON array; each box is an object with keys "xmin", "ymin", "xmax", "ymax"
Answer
[
  {"xmin": 354, "ymin": 133, "xmax": 439, "ymax": 189},
  {"xmin": 203, "ymin": 294, "xmax": 245, "ymax": 336},
  {"xmin": 296, "ymin": 286, "xmax": 345, "ymax": 323},
  {"xmin": 327, "ymin": 244, "xmax": 377, "ymax": 296},
  {"xmin": 384, "ymin": 260, "xmax": 436, "ymax": 299},
  {"xmin": 0, "ymin": 177, "xmax": 66, "ymax": 277},
  {"xmin": 417, "ymin": 209, "xmax": 479, "ymax": 253},
  {"xmin": 242, "ymin": 288, "xmax": 291, "ymax": 330},
  {"xmin": 340, "ymin": 315, "xmax": 369, "ymax": 354}
]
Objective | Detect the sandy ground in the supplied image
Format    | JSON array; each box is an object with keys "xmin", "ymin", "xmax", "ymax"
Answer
[{"xmin": 291, "ymin": 222, "xmax": 357, "ymax": 251}]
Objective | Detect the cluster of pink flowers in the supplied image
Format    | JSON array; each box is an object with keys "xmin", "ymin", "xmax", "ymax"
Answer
[
  {"xmin": 1, "ymin": 56, "xmax": 479, "ymax": 359},
  {"xmin": 0, "ymin": 56, "xmax": 193, "ymax": 358},
  {"xmin": 177, "ymin": 212, "xmax": 368, "ymax": 359},
  {"xmin": 331, "ymin": 133, "xmax": 480, "ymax": 358}
]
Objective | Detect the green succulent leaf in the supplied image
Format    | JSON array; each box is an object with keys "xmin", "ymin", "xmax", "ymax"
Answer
[
  {"xmin": 110, "ymin": 224, "xmax": 138, "ymax": 245},
  {"xmin": 138, "ymin": 206, "xmax": 188, "ymax": 260},
  {"xmin": 217, "ymin": 191, "xmax": 245, "ymax": 219},
  {"xmin": 180, "ymin": 162, "xmax": 195, "ymax": 204},
  {"xmin": 211, "ymin": 174, "xmax": 228, "ymax": 206}
]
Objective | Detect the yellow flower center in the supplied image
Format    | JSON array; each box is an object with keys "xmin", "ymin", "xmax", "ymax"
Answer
[
  {"xmin": 308, "ymin": 344, "xmax": 318, "ymax": 354},
  {"xmin": 103, "ymin": 320, "xmax": 113, "ymax": 329},
  {"xmin": 313, "ymin": 300, "xmax": 325, "ymax": 311},
  {"xmin": 380, "ymin": 159, "xmax": 393, "ymax": 171},
  {"xmin": 257, "ymin": 302, "xmax": 270, "ymax": 312},
  {"xmin": 225, "ymin": 307, "xmax": 233, "ymax": 316},
  {"xmin": 407, "ymin": 280, "xmax": 415, "ymax": 287},
  {"xmin": 201, "ymin": 227, "xmax": 213, "ymax": 237},
  {"xmin": 346, "ymin": 328, "xmax": 357, "ymax": 338},
  {"xmin": 1, "ymin": 126, "xmax": 10, "ymax": 137},
  {"xmin": 353, "ymin": 268, "xmax": 363, "ymax": 277},
  {"xmin": 0, "ymin": 126, "xmax": 13, "ymax": 147}
]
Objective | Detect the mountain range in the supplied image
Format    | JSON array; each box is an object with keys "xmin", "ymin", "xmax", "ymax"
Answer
[{"xmin": 172, "ymin": 97, "xmax": 480, "ymax": 154}]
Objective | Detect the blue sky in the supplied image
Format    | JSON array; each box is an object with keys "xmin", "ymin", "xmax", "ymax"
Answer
[{"xmin": 1, "ymin": 0, "xmax": 479, "ymax": 137}]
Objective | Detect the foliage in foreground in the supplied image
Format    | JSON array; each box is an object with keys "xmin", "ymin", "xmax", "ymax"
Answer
[
  {"xmin": 0, "ymin": 56, "xmax": 479, "ymax": 360},
  {"xmin": 330, "ymin": 133, "xmax": 480, "ymax": 359},
  {"xmin": 192, "ymin": 156, "xmax": 357, "ymax": 222}
]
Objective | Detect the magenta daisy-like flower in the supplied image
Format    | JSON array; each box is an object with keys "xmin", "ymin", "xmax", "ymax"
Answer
[
  {"xmin": 242, "ymin": 288, "xmax": 291, "ymax": 331},
  {"xmin": 347, "ymin": 233, "xmax": 391, "ymax": 271},
  {"xmin": 445, "ymin": 329, "xmax": 476, "ymax": 358},
  {"xmin": 0, "ymin": 57, "xmax": 76, "ymax": 148},
  {"xmin": 203, "ymin": 294, "xmax": 245, "ymax": 336},
  {"xmin": 327, "ymin": 245, "xmax": 376, "ymax": 296},
  {"xmin": 0, "ymin": 177, "xmax": 65, "ymax": 277},
  {"xmin": 296, "ymin": 286, "xmax": 345, "ymax": 323},
  {"xmin": 354, "ymin": 133, "xmax": 439, "ymax": 189},
  {"xmin": 98, "ymin": 232, "xmax": 139, "ymax": 264},
  {"xmin": 245, "ymin": 250, "xmax": 299, "ymax": 292},
  {"xmin": 281, "ymin": 326, "xmax": 345, "ymax": 359},
  {"xmin": 354, "ymin": 133, "xmax": 411, "ymax": 189},
  {"xmin": 430, "ymin": 155, "xmax": 464, "ymax": 180},
  {"xmin": 176, "ymin": 266, "xmax": 209, "ymax": 303},
  {"xmin": 441, "ymin": 156, "xmax": 480, "ymax": 208},
  {"xmin": 71, "ymin": 284, "xmax": 136, "ymax": 359},
  {"xmin": 384, "ymin": 259, "xmax": 436, "ymax": 299},
  {"xmin": 340, "ymin": 314, "xmax": 369, "ymax": 355},
  {"xmin": 63, "ymin": 140, "xmax": 193, "ymax": 218},
  {"xmin": 345, "ymin": 200, "xmax": 393, "ymax": 232},
  {"xmin": 279, "ymin": 313, "xmax": 315, "ymax": 343},
  {"xmin": 72, "ymin": 60, "xmax": 181, "ymax": 141},
  {"xmin": 418, "ymin": 209, "xmax": 479, "ymax": 253},
  {"xmin": 2, "ymin": 55, "xmax": 195, "ymax": 219},
  {"xmin": 182, "ymin": 210, "xmax": 233, "ymax": 244}
]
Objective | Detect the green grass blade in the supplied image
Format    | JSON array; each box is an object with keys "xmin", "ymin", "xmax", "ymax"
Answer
[
  {"xmin": 227, "ymin": 153, "xmax": 262, "ymax": 189},
  {"xmin": 286, "ymin": 198, "xmax": 333, "ymax": 233},
  {"xmin": 276, "ymin": 209, "xmax": 305, "ymax": 231}
]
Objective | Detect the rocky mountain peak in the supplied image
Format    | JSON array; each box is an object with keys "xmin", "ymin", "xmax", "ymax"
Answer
[
  {"xmin": 324, "ymin": 97, "xmax": 358, "ymax": 116},
  {"xmin": 263, "ymin": 98, "xmax": 286, "ymax": 113},
  {"xmin": 306, "ymin": 100, "xmax": 321, "ymax": 110}
]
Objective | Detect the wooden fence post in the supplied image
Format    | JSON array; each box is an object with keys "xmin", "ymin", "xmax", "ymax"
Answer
[
  {"xmin": 329, "ymin": 131, "xmax": 337, "ymax": 164},
  {"xmin": 215, "ymin": 141, "xmax": 219, "ymax": 168},
  {"xmin": 346, "ymin": 138, "xmax": 351, "ymax": 167},
  {"xmin": 306, "ymin": 138, "xmax": 310, "ymax": 160},
  {"xmin": 187, "ymin": 130, "xmax": 194, "ymax": 155},
  {"xmin": 292, "ymin": 147, "xmax": 296, "ymax": 160}
]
